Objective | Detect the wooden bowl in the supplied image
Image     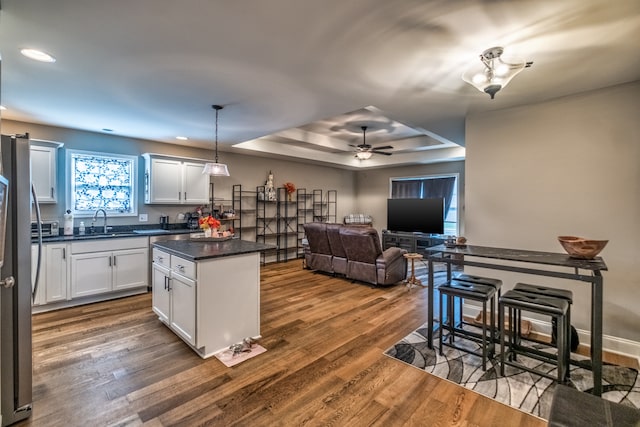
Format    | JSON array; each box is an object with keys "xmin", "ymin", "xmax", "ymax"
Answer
[{"xmin": 557, "ymin": 236, "xmax": 608, "ymax": 259}]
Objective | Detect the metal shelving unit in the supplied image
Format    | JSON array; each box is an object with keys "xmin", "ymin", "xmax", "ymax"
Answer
[
  {"xmin": 232, "ymin": 184, "xmax": 257, "ymax": 240},
  {"xmin": 276, "ymin": 187, "xmax": 298, "ymax": 262},
  {"xmin": 312, "ymin": 189, "xmax": 337, "ymax": 223},
  {"xmin": 296, "ymin": 188, "xmax": 313, "ymax": 259}
]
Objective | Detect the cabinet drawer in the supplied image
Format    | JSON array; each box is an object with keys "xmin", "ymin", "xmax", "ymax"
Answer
[
  {"xmin": 152, "ymin": 248, "xmax": 171, "ymax": 268},
  {"xmin": 71, "ymin": 237, "xmax": 148, "ymax": 254},
  {"xmin": 171, "ymin": 256, "xmax": 196, "ymax": 280}
]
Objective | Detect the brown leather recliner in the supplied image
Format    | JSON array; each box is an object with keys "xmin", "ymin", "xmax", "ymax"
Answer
[
  {"xmin": 303, "ymin": 223, "xmax": 407, "ymax": 286},
  {"xmin": 326, "ymin": 223, "xmax": 347, "ymax": 275},
  {"xmin": 339, "ymin": 226, "xmax": 407, "ymax": 286},
  {"xmin": 303, "ymin": 222, "xmax": 332, "ymax": 272}
]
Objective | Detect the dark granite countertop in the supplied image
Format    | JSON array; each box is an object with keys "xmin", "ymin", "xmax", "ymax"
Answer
[
  {"xmin": 152, "ymin": 239, "xmax": 276, "ymax": 261},
  {"xmin": 425, "ymin": 244, "xmax": 607, "ymax": 271},
  {"xmin": 33, "ymin": 227, "xmax": 196, "ymax": 243}
]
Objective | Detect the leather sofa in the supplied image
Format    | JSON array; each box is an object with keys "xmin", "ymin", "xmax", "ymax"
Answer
[{"xmin": 303, "ymin": 222, "xmax": 407, "ymax": 286}]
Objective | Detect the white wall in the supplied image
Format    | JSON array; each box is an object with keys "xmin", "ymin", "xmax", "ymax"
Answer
[{"xmin": 465, "ymin": 81, "xmax": 640, "ymax": 343}]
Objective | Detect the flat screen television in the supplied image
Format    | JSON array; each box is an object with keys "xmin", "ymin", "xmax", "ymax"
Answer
[{"xmin": 387, "ymin": 197, "xmax": 444, "ymax": 235}]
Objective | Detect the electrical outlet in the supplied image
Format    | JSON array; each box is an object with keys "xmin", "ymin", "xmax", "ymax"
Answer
[{"xmin": 139, "ymin": 214, "xmax": 148, "ymax": 222}]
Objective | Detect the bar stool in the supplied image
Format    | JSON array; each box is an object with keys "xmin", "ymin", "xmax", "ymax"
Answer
[
  {"xmin": 453, "ymin": 273, "xmax": 503, "ymax": 326},
  {"xmin": 514, "ymin": 282, "xmax": 574, "ymax": 377},
  {"xmin": 438, "ymin": 279, "xmax": 497, "ymax": 370},
  {"xmin": 499, "ymin": 289, "xmax": 571, "ymax": 383}
]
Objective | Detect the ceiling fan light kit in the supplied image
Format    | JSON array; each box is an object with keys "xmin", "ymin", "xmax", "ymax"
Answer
[
  {"xmin": 356, "ymin": 151, "xmax": 373, "ymax": 160},
  {"xmin": 462, "ymin": 46, "xmax": 532, "ymax": 99},
  {"xmin": 202, "ymin": 104, "xmax": 230, "ymax": 176},
  {"xmin": 352, "ymin": 126, "xmax": 393, "ymax": 160}
]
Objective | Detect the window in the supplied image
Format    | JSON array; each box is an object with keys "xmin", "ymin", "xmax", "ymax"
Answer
[
  {"xmin": 390, "ymin": 174, "xmax": 459, "ymax": 235},
  {"xmin": 67, "ymin": 150, "xmax": 137, "ymax": 216}
]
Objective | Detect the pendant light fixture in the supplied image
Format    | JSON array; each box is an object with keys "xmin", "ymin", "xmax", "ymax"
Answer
[
  {"xmin": 202, "ymin": 105, "xmax": 230, "ymax": 176},
  {"xmin": 462, "ymin": 47, "xmax": 532, "ymax": 99}
]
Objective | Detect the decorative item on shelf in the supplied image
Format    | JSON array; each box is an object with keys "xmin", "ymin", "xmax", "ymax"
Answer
[
  {"xmin": 283, "ymin": 182, "xmax": 296, "ymax": 201},
  {"xmin": 265, "ymin": 170, "xmax": 276, "ymax": 201},
  {"xmin": 557, "ymin": 235, "xmax": 608, "ymax": 259},
  {"xmin": 444, "ymin": 235, "xmax": 467, "ymax": 248}
]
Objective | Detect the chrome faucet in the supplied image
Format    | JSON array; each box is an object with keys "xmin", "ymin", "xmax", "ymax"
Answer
[{"xmin": 92, "ymin": 208, "xmax": 108, "ymax": 234}]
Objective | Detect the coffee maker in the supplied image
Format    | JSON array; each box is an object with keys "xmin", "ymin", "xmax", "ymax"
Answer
[
  {"xmin": 159, "ymin": 215, "xmax": 169, "ymax": 230},
  {"xmin": 185, "ymin": 212, "xmax": 199, "ymax": 230}
]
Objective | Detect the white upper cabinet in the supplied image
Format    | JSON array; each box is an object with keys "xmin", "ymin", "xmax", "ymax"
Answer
[
  {"xmin": 142, "ymin": 153, "xmax": 210, "ymax": 205},
  {"xmin": 30, "ymin": 140, "xmax": 63, "ymax": 203}
]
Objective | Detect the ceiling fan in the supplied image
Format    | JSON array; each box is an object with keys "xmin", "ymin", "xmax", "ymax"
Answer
[{"xmin": 350, "ymin": 126, "xmax": 393, "ymax": 160}]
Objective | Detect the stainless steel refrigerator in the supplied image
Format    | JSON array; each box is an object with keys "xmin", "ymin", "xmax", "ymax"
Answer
[{"xmin": 0, "ymin": 134, "xmax": 34, "ymax": 425}]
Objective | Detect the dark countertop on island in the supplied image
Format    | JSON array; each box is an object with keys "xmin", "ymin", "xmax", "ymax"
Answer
[{"xmin": 152, "ymin": 239, "xmax": 276, "ymax": 261}]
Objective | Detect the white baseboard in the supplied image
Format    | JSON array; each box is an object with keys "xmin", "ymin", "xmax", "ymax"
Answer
[{"xmin": 463, "ymin": 304, "xmax": 640, "ymax": 364}]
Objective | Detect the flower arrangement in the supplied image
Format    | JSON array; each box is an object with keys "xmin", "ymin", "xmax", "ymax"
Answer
[
  {"xmin": 198, "ymin": 215, "xmax": 221, "ymax": 230},
  {"xmin": 283, "ymin": 182, "xmax": 296, "ymax": 201},
  {"xmin": 283, "ymin": 182, "xmax": 296, "ymax": 194}
]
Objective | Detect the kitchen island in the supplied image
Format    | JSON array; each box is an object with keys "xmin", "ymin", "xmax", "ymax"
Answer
[{"xmin": 151, "ymin": 238, "xmax": 274, "ymax": 359}]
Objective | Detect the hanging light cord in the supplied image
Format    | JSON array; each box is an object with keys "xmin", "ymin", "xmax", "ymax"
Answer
[{"xmin": 213, "ymin": 104, "xmax": 223, "ymax": 163}]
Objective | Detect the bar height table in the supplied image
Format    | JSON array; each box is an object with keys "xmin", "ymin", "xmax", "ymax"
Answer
[{"xmin": 424, "ymin": 244, "xmax": 607, "ymax": 396}]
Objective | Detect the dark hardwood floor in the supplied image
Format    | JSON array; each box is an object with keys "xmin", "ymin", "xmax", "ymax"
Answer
[{"xmin": 22, "ymin": 260, "xmax": 545, "ymax": 427}]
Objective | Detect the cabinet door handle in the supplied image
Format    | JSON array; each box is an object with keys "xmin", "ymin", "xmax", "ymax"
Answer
[
  {"xmin": 62, "ymin": 248, "xmax": 66, "ymax": 259},
  {"xmin": 113, "ymin": 255, "xmax": 117, "ymax": 266},
  {"xmin": 51, "ymin": 187, "xmax": 55, "ymax": 198},
  {"xmin": 166, "ymin": 277, "xmax": 172, "ymax": 291},
  {"xmin": 179, "ymin": 191, "xmax": 181, "ymax": 201},
  {"xmin": 109, "ymin": 256, "xmax": 112, "ymax": 267},
  {"xmin": 164, "ymin": 276, "xmax": 168, "ymax": 290}
]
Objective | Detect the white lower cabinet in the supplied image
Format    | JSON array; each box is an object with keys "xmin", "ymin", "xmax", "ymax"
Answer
[
  {"xmin": 152, "ymin": 263, "xmax": 171, "ymax": 323},
  {"xmin": 112, "ymin": 248, "xmax": 149, "ymax": 291},
  {"xmin": 32, "ymin": 243, "xmax": 69, "ymax": 305},
  {"xmin": 70, "ymin": 237, "xmax": 148, "ymax": 298},
  {"xmin": 169, "ymin": 273, "xmax": 196, "ymax": 345},
  {"xmin": 152, "ymin": 249, "xmax": 196, "ymax": 346},
  {"xmin": 44, "ymin": 243, "xmax": 69, "ymax": 302},
  {"xmin": 71, "ymin": 252, "xmax": 113, "ymax": 297}
]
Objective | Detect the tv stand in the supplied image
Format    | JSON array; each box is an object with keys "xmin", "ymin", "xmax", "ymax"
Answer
[{"xmin": 382, "ymin": 231, "xmax": 445, "ymax": 255}]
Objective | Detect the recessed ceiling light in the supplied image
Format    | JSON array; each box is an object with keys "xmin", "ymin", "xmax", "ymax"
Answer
[
  {"xmin": 176, "ymin": 136, "xmax": 188, "ymax": 141},
  {"xmin": 20, "ymin": 48, "xmax": 56, "ymax": 63}
]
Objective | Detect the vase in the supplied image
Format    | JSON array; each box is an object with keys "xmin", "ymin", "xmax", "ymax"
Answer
[
  {"xmin": 288, "ymin": 193, "xmax": 292, "ymax": 202},
  {"xmin": 204, "ymin": 228, "xmax": 212, "ymax": 238}
]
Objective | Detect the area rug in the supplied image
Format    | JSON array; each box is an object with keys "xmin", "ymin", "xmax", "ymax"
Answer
[
  {"xmin": 213, "ymin": 344, "xmax": 267, "ymax": 367},
  {"xmin": 385, "ymin": 323, "xmax": 640, "ymax": 420}
]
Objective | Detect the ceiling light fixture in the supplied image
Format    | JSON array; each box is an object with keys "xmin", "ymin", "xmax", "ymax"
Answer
[
  {"xmin": 20, "ymin": 48, "xmax": 56, "ymax": 63},
  {"xmin": 356, "ymin": 151, "xmax": 373, "ymax": 160},
  {"xmin": 462, "ymin": 47, "xmax": 532, "ymax": 99},
  {"xmin": 202, "ymin": 105, "xmax": 230, "ymax": 176},
  {"xmin": 176, "ymin": 136, "xmax": 188, "ymax": 141}
]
